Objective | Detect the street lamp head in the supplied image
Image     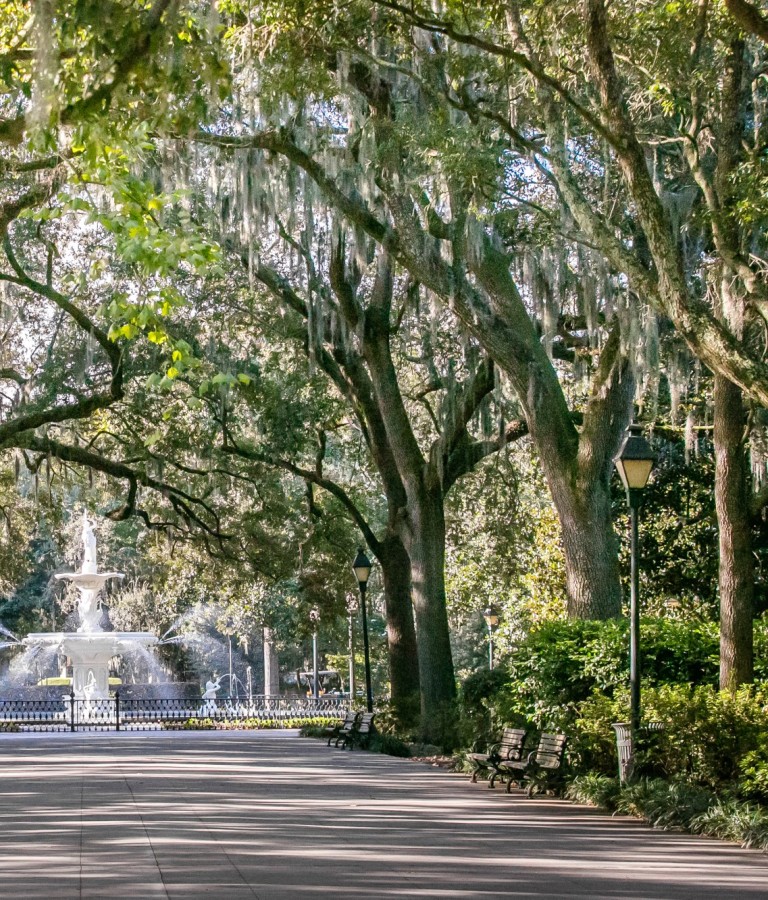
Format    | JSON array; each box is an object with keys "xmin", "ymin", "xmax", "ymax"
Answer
[
  {"xmin": 352, "ymin": 547, "xmax": 372, "ymax": 586},
  {"xmin": 483, "ymin": 606, "xmax": 499, "ymax": 628},
  {"xmin": 613, "ymin": 424, "xmax": 656, "ymax": 492},
  {"xmin": 309, "ymin": 607, "xmax": 320, "ymax": 624}
]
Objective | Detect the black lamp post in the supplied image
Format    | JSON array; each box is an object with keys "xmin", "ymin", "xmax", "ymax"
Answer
[
  {"xmin": 352, "ymin": 547, "xmax": 374, "ymax": 713},
  {"xmin": 309, "ymin": 607, "xmax": 320, "ymax": 700},
  {"xmin": 482, "ymin": 606, "xmax": 499, "ymax": 669},
  {"xmin": 613, "ymin": 423, "xmax": 655, "ymax": 736},
  {"xmin": 345, "ymin": 592, "xmax": 358, "ymax": 701}
]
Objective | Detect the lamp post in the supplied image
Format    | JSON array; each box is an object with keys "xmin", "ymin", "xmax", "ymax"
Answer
[
  {"xmin": 483, "ymin": 606, "xmax": 499, "ymax": 669},
  {"xmin": 352, "ymin": 547, "xmax": 374, "ymax": 713},
  {"xmin": 613, "ymin": 423, "xmax": 656, "ymax": 737},
  {"xmin": 309, "ymin": 607, "xmax": 320, "ymax": 700},
  {"xmin": 345, "ymin": 592, "xmax": 358, "ymax": 701}
]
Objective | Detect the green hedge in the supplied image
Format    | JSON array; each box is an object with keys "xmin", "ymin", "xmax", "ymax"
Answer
[{"xmin": 572, "ymin": 683, "xmax": 768, "ymax": 797}]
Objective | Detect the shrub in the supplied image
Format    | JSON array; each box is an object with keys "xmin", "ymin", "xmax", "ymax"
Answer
[
  {"xmin": 639, "ymin": 684, "xmax": 768, "ymax": 789},
  {"xmin": 614, "ymin": 778, "xmax": 716, "ymax": 830},
  {"xmin": 569, "ymin": 773, "xmax": 768, "ymax": 851},
  {"xmin": 566, "ymin": 774, "xmax": 622, "ymax": 809},
  {"xmin": 570, "ymin": 690, "xmax": 628, "ymax": 775},
  {"xmin": 299, "ymin": 724, "xmax": 331, "ymax": 739},
  {"xmin": 570, "ymin": 682, "xmax": 768, "ymax": 793},
  {"xmin": 515, "ymin": 619, "xmax": 718, "ymax": 709},
  {"xmin": 738, "ymin": 748, "xmax": 768, "ymax": 803},
  {"xmin": 457, "ymin": 666, "xmax": 526, "ymax": 747},
  {"xmin": 461, "ymin": 619, "xmax": 720, "ymax": 737},
  {"xmin": 169, "ymin": 716, "xmax": 338, "ymax": 731}
]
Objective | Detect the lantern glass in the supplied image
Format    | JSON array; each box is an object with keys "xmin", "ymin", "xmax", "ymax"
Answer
[
  {"xmin": 352, "ymin": 548, "xmax": 372, "ymax": 585},
  {"xmin": 615, "ymin": 457, "xmax": 654, "ymax": 491},
  {"xmin": 614, "ymin": 425, "xmax": 655, "ymax": 491}
]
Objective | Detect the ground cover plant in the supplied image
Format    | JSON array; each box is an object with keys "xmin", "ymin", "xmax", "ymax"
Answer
[
  {"xmin": 567, "ymin": 776, "xmax": 768, "ymax": 852},
  {"xmin": 171, "ymin": 716, "xmax": 339, "ymax": 731}
]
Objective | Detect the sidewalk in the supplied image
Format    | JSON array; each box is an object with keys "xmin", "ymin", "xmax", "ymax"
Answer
[{"xmin": 0, "ymin": 729, "xmax": 766, "ymax": 898}]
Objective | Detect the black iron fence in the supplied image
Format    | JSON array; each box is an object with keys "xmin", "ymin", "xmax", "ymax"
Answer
[{"xmin": 0, "ymin": 694, "xmax": 348, "ymax": 732}]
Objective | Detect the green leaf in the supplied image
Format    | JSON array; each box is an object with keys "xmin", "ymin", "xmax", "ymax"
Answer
[{"xmin": 143, "ymin": 430, "xmax": 163, "ymax": 448}]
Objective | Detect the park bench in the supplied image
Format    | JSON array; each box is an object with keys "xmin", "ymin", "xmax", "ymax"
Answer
[
  {"xmin": 495, "ymin": 731, "xmax": 568, "ymax": 796},
  {"xmin": 466, "ymin": 727, "xmax": 528, "ymax": 786},
  {"xmin": 338, "ymin": 711, "xmax": 376, "ymax": 750},
  {"xmin": 324, "ymin": 710, "xmax": 360, "ymax": 747}
]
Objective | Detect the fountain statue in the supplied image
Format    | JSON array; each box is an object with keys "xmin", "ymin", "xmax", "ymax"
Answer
[
  {"xmin": 200, "ymin": 675, "xmax": 223, "ymax": 715},
  {"xmin": 22, "ymin": 511, "xmax": 158, "ymax": 703}
]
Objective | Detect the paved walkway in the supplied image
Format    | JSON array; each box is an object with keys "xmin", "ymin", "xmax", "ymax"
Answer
[{"xmin": 0, "ymin": 730, "xmax": 766, "ymax": 899}]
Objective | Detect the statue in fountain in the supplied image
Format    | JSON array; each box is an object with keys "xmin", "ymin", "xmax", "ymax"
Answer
[
  {"xmin": 55, "ymin": 510, "xmax": 124, "ymax": 634},
  {"xmin": 201, "ymin": 675, "xmax": 222, "ymax": 714},
  {"xmin": 77, "ymin": 592, "xmax": 101, "ymax": 633},
  {"xmin": 82, "ymin": 513, "xmax": 98, "ymax": 575}
]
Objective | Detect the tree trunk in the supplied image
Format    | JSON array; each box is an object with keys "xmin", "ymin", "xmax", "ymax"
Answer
[
  {"xmin": 377, "ymin": 532, "xmax": 420, "ymax": 725},
  {"xmin": 714, "ymin": 374, "xmax": 754, "ymax": 689},
  {"xmin": 400, "ymin": 482, "xmax": 457, "ymax": 742},
  {"xmin": 547, "ymin": 470, "xmax": 623, "ymax": 619}
]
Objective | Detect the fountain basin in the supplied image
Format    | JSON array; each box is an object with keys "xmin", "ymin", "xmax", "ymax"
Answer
[
  {"xmin": 54, "ymin": 572, "xmax": 125, "ymax": 592},
  {"xmin": 24, "ymin": 632, "xmax": 158, "ymax": 699}
]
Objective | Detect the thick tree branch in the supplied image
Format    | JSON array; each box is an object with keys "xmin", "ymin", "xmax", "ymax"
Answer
[
  {"xmin": 372, "ymin": 0, "xmax": 616, "ymax": 146},
  {"xmin": 7, "ymin": 433, "xmax": 226, "ymax": 540},
  {"xmin": 725, "ymin": 0, "xmax": 768, "ymax": 43},
  {"xmin": 223, "ymin": 440, "xmax": 381, "ymax": 554},
  {"xmin": 583, "ymin": 0, "xmax": 768, "ymax": 406}
]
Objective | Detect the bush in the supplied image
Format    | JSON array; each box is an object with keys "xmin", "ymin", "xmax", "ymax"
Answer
[
  {"xmin": 459, "ymin": 619, "xmax": 719, "ymax": 738},
  {"xmin": 299, "ymin": 723, "xmax": 332, "ymax": 739},
  {"xmin": 570, "ymin": 691, "xmax": 628, "ymax": 774},
  {"xmin": 568, "ymin": 773, "xmax": 768, "ymax": 851},
  {"xmin": 738, "ymin": 748, "xmax": 768, "ymax": 803},
  {"xmin": 615, "ymin": 778, "xmax": 716, "ymax": 830},
  {"xmin": 169, "ymin": 716, "xmax": 338, "ymax": 731},
  {"xmin": 457, "ymin": 666, "xmax": 526, "ymax": 747},
  {"xmin": 570, "ymin": 683, "xmax": 768, "ymax": 792},
  {"xmin": 639, "ymin": 684, "xmax": 768, "ymax": 789},
  {"xmin": 506, "ymin": 619, "xmax": 718, "ymax": 724}
]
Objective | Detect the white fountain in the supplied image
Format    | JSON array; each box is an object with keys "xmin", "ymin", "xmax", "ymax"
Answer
[{"xmin": 23, "ymin": 513, "xmax": 158, "ymax": 702}]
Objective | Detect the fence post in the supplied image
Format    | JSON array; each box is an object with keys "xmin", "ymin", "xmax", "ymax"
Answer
[
  {"xmin": 115, "ymin": 691, "xmax": 120, "ymax": 732},
  {"xmin": 69, "ymin": 690, "xmax": 75, "ymax": 732}
]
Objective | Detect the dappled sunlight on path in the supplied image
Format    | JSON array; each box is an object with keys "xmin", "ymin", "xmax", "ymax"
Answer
[{"xmin": 0, "ymin": 731, "xmax": 765, "ymax": 898}]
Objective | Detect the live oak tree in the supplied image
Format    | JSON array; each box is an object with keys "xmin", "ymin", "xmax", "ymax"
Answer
[
  {"xmin": 369, "ymin": 0, "xmax": 768, "ymax": 688},
  {"xmin": 204, "ymin": 224, "xmax": 519, "ymax": 733},
  {"xmin": 194, "ymin": 0, "xmax": 637, "ymax": 627}
]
